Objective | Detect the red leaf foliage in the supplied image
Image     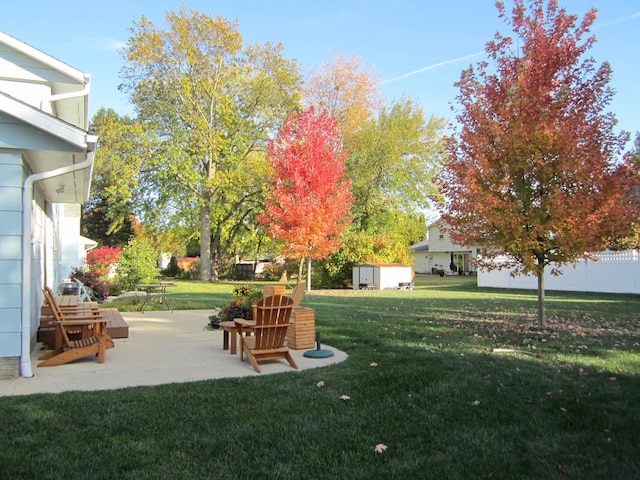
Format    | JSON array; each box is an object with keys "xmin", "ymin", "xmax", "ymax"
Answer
[
  {"xmin": 257, "ymin": 107, "xmax": 354, "ymax": 260},
  {"xmin": 439, "ymin": 0, "xmax": 638, "ymax": 276},
  {"xmin": 87, "ymin": 246, "xmax": 122, "ymax": 276}
]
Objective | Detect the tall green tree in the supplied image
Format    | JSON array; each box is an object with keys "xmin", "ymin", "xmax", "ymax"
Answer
[
  {"xmin": 305, "ymin": 54, "xmax": 381, "ymax": 146},
  {"xmin": 439, "ymin": 0, "xmax": 637, "ymax": 327},
  {"xmin": 305, "ymin": 57, "xmax": 446, "ymax": 285},
  {"xmin": 82, "ymin": 197, "xmax": 134, "ymax": 247},
  {"xmin": 322, "ymin": 98, "xmax": 446, "ymax": 284},
  {"xmin": 120, "ymin": 6, "xmax": 301, "ymax": 281},
  {"xmin": 84, "ymin": 108, "xmax": 146, "ymax": 246},
  {"xmin": 349, "ymin": 98, "xmax": 446, "ymax": 233}
]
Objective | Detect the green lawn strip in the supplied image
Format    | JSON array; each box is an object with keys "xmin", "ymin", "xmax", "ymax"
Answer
[{"xmin": 1, "ymin": 276, "xmax": 639, "ymax": 479}]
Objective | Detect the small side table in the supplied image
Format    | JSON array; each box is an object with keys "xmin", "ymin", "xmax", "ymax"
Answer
[{"xmin": 219, "ymin": 321, "xmax": 239, "ymax": 355}]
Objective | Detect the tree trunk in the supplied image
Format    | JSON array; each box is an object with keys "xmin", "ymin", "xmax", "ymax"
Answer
[
  {"xmin": 279, "ymin": 261, "xmax": 288, "ymax": 283},
  {"xmin": 210, "ymin": 232, "xmax": 220, "ymax": 282},
  {"xmin": 306, "ymin": 257, "xmax": 312, "ymax": 292},
  {"xmin": 298, "ymin": 259, "xmax": 304, "ymax": 284},
  {"xmin": 199, "ymin": 205, "xmax": 212, "ymax": 281},
  {"xmin": 536, "ymin": 267, "xmax": 546, "ymax": 328}
]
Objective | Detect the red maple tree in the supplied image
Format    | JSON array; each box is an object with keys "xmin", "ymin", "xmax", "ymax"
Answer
[
  {"xmin": 439, "ymin": 0, "xmax": 638, "ymax": 326},
  {"xmin": 258, "ymin": 107, "xmax": 353, "ymax": 289}
]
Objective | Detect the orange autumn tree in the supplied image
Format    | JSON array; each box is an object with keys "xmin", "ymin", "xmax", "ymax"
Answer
[
  {"xmin": 258, "ymin": 107, "xmax": 353, "ymax": 290},
  {"xmin": 439, "ymin": 0, "xmax": 637, "ymax": 327}
]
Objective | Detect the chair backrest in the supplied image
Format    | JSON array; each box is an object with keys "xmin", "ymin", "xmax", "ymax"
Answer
[
  {"xmin": 290, "ymin": 282, "xmax": 305, "ymax": 308},
  {"xmin": 42, "ymin": 287, "xmax": 72, "ymax": 346},
  {"xmin": 74, "ymin": 279, "xmax": 93, "ymax": 302},
  {"xmin": 44, "ymin": 286, "xmax": 63, "ymax": 318},
  {"xmin": 253, "ymin": 295, "xmax": 294, "ymax": 349}
]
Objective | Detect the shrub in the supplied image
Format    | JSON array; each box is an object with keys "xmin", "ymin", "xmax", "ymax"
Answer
[
  {"xmin": 116, "ymin": 239, "xmax": 159, "ymax": 290},
  {"xmin": 161, "ymin": 257, "xmax": 181, "ymax": 278},
  {"xmin": 179, "ymin": 258, "xmax": 200, "ymax": 279},
  {"xmin": 259, "ymin": 263, "xmax": 284, "ymax": 281},
  {"xmin": 87, "ymin": 246, "xmax": 121, "ymax": 276},
  {"xmin": 106, "ymin": 281, "xmax": 123, "ymax": 297}
]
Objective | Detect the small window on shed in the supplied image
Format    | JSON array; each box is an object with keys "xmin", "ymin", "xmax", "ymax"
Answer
[{"xmin": 438, "ymin": 230, "xmax": 444, "ymax": 240}]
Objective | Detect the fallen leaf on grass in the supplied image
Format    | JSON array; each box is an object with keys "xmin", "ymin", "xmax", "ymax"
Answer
[
  {"xmin": 374, "ymin": 443, "xmax": 388, "ymax": 453},
  {"xmin": 316, "ymin": 381, "xmax": 325, "ymax": 388},
  {"xmin": 370, "ymin": 362, "xmax": 378, "ymax": 367},
  {"xmin": 340, "ymin": 395, "xmax": 351, "ymax": 401}
]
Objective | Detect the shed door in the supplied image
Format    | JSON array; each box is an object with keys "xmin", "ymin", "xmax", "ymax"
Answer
[{"xmin": 359, "ymin": 266, "xmax": 374, "ymax": 285}]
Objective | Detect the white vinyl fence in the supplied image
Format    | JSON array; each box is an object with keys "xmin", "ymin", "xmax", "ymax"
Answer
[{"xmin": 477, "ymin": 250, "xmax": 640, "ymax": 294}]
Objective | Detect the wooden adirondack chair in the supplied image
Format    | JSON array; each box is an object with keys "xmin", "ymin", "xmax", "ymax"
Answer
[
  {"xmin": 236, "ymin": 294, "xmax": 297, "ymax": 373},
  {"xmin": 40, "ymin": 285, "xmax": 101, "ymax": 348},
  {"xmin": 38, "ymin": 288, "xmax": 114, "ymax": 367},
  {"xmin": 43, "ymin": 286, "xmax": 98, "ymax": 313}
]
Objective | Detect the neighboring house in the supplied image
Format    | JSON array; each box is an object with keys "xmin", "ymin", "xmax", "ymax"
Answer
[
  {"xmin": 0, "ymin": 32, "xmax": 97, "ymax": 378},
  {"xmin": 410, "ymin": 219, "xmax": 480, "ymax": 275}
]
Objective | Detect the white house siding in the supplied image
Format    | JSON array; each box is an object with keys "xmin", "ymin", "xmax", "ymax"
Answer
[
  {"xmin": 412, "ymin": 249, "xmax": 430, "ymax": 274},
  {"xmin": 0, "ymin": 151, "xmax": 52, "ymax": 374},
  {"xmin": 0, "ymin": 152, "xmax": 24, "ymax": 371},
  {"xmin": 427, "ymin": 222, "xmax": 459, "ymax": 253}
]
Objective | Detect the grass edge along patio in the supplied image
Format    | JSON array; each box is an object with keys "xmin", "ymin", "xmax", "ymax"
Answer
[{"xmin": 1, "ymin": 275, "xmax": 639, "ymax": 479}]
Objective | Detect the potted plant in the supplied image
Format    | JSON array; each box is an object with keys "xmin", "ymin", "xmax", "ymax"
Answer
[
  {"xmin": 232, "ymin": 284, "xmax": 253, "ymax": 305},
  {"xmin": 241, "ymin": 287, "xmax": 263, "ymax": 320},
  {"xmin": 207, "ymin": 286, "xmax": 264, "ymax": 329}
]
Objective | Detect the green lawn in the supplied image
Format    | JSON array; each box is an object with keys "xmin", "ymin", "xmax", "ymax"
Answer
[{"xmin": 1, "ymin": 276, "xmax": 639, "ymax": 479}]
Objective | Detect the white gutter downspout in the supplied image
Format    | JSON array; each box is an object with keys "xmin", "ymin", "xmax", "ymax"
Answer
[
  {"xmin": 20, "ymin": 141, "xmax": 97, "ymax": 378},
  {"xmin": 40, "ymin": 84, "xmax": 90, "ymax": 114}
]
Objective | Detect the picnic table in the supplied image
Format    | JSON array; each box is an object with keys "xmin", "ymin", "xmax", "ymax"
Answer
[{"xmin": 136, "ymin": 283, "xmax": 176, "ymax": 313}]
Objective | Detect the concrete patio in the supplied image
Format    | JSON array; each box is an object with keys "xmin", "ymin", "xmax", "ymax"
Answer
[{"xmin": 0, "ymin": 309, "xmax": 347, "ymax": 397}]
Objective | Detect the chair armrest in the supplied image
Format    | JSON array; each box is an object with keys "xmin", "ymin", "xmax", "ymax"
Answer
[
  {"xmin": 58, "ymin": 318, "xmax": 108, "ymax": 325},
  {"xmin": 234, "ymin": 319, "xmax": 255, "ymax": 328}
]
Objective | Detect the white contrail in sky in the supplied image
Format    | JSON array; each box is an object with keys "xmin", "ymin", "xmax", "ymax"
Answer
[
  {"xmin": 381, "ymin": 51, "xmax": 484, "ymax": 85},
  {"xmin": 595, "ymin": 10, "xmax": 640, "ymax": 28}
]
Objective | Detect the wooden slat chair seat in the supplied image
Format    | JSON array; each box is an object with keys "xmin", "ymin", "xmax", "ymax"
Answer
[
  {"xmin": 38, "ymin": 288, "xmax": 114, "ymax": 367},
  {"xmin": 236, "ymin": 295, "xmax": 297, "ymax": 373}
]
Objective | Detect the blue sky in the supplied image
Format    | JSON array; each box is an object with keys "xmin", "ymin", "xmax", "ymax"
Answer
[{"xmin": 3, "ymin": 1, "xmax": 639, "ymax": 147}]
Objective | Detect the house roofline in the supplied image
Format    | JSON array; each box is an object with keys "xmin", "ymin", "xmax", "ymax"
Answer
[
  {"xmin": 0, "ymin": 31, "xmax": 87, "ymax": 85},
  {"xmin": 0, "ymin": 91, "xmax": 90, "ymax": 148}
]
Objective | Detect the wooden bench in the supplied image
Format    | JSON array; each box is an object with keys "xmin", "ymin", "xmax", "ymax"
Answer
[
  {"xmin": 38, "ymin": 307, "xmax": 129, "ymax": 345},
  {"xmin": 101, "ymin": 308, "xmax": 130, "ymax": 339}
]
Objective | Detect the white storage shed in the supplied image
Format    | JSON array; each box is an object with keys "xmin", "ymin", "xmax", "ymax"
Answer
[{"xmin": 352, "ymin": 263, "xmax": 413, "ymax": 290}]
